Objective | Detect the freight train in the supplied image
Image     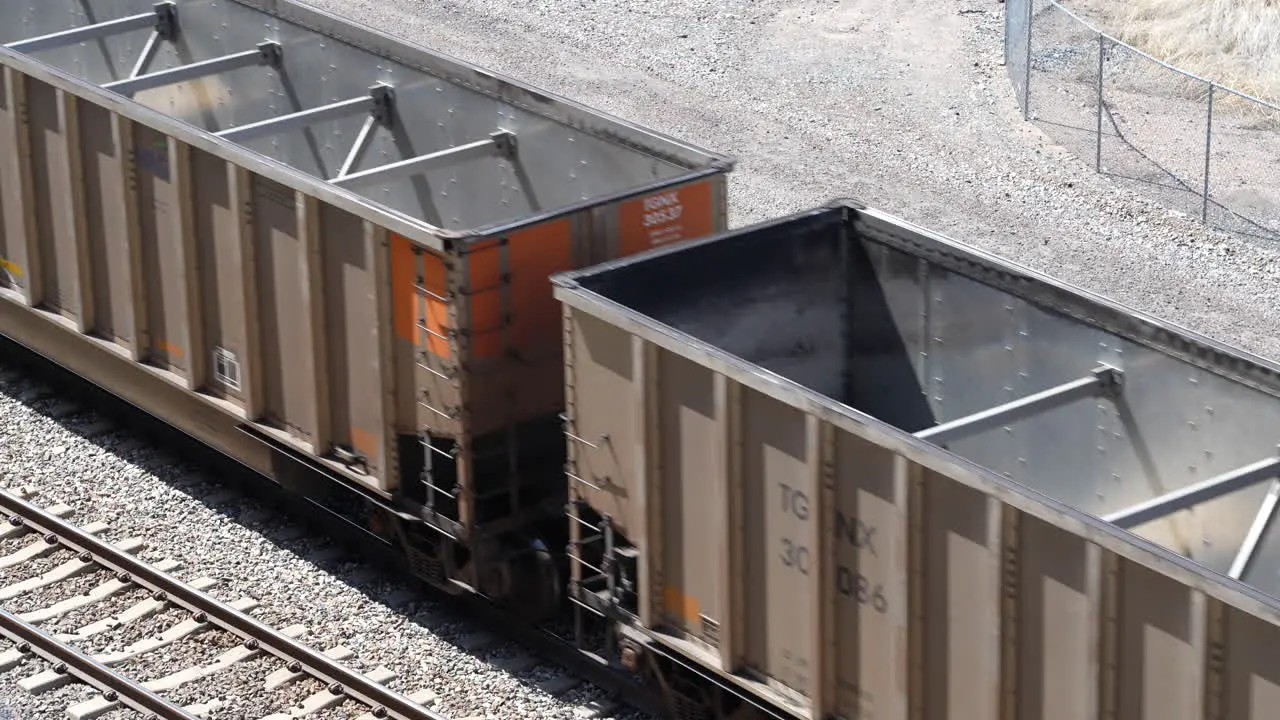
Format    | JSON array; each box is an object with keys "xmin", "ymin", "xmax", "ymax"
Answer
[{"xmin": 3, "ymin": 2, "xmax": 1280, "ymax": 720}]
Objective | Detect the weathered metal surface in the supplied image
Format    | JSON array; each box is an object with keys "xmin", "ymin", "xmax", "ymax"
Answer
[
  {"xmin": 0, "ymin": 0, "xmax": 732, "ymax": 525},
  {"xmin": 0, "ymin": 0, "xmax": 731, "ymax": 239},
  {"xmin": 555, "ymin": 199, "xmax": 1280, "ymax": 719}
]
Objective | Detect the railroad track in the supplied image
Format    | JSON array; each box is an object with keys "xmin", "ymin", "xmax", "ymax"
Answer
[
  {"xmin": 0, "ymin": 485, "xmax": 443, "ymax": 720},
  {"xmin": 0, "ymin": 346, "xmax": 653, "ymax": 720}
]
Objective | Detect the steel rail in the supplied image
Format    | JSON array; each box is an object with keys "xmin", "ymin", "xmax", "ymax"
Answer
[
  {"xmin": 0, "ymin": 606, "xmax": 197, "ymax": 719},
  {"xmin": 0, "ymin": 489, "xmax": 447, "ymax": 720}
]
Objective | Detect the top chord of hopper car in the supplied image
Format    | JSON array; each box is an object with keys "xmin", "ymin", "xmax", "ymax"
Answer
[
  {"xmin": 553, "ymin": 198, "xmax": 1280, "ymax": 720},
  {"xmin": 0, "ymin": 0, "xmax": 732, "ymax": 623}
]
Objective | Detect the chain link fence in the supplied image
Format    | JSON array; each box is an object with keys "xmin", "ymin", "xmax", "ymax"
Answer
[{"xmin": 1004, "ymin": 0, "xmax": 1280, "ymax": 243}]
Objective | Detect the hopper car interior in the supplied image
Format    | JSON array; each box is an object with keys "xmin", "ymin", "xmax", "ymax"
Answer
[
  {"xmin": 4, "ymin": 2, "xmax": 1280, "ymax": 720},
  {"xmin": 559, "ymin": 202, "xmax": 1280, "ymax": 593},
  {"xmin": 554, "ymin": 201, "xmax": 1280, "ymax": 719}
]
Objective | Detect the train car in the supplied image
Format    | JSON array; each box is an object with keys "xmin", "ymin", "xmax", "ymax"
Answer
[
  {"xmin": 554, "ymin": 198, "xmax": 1280, "ymax": 720},
  {"xmin": 0, "ymin": 0, "xmax": 733, "ymax": 621}
]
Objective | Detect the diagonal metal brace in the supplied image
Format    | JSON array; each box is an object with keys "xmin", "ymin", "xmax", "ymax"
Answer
[
  {"xmin": 1104, "ymin": 454, "xmax": 1280, "ymax": 530},
  {"xmin": 104, "ymin": 40, "xmax": 282, "ymax": 97},
  {"xmin": 1228, "ymin": 478, "xmax": 1280, "ymax": 581},
  {"xmin": 330, "ymin": 129, "xmax": 517, "ymax": 187},
  {"xmin": 214, "ymin": 83, "xmax": 393, "ymax": 144},
  {"xmin": 915, "ymin": 365, "xmax": 1123, "ymax": 446},
  {"xmin": 4, "ymin": 2, "xmax": 177, "ymax": 54}
]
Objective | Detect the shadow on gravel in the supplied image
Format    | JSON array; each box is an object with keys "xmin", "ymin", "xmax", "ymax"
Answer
[
  {"xmin": 1031, "ymin": 112, "xmax": 1280, "ymax": 246},
  {"xmin": 0, "ymin": 336, "xmax": 642, "ymax": 719}
]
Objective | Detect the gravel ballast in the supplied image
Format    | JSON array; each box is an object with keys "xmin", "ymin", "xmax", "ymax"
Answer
[{"xmin": 0, "ymin": 378, "xmax": 640, "ymax": 720}]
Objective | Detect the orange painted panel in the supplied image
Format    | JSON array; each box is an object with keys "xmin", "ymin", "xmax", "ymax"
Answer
[
  {"xmin": 391, "ymin": 233, "xmax": 416, "ymax": 342},
  {"xmin": 618, "ymin": 180, "xmax": 715, "ymax": 257},
  {"xmin": 420, "ymin": 252, "xmax": 449, "ymax": 358},
  {"xmin": 350, "ymin": 424, "xmax": 379, "ymax": 459},
  {"xmin": 510, "ymin": 217, "xmax": 574, "ymax": 353},
  {"xmin": 664, "ymin": 585, "xmax": 701, "ymax": 626},
  {"xmin": 468, "ymin": 239, "xmax": 504, "ymax": 360},
  {"xmin": 468, "ymin": 217, "xmax": 574, "ymax": 360},
  {"xmin": 391, "ymin": 233, "xmax": 450, "ymax": 358}
]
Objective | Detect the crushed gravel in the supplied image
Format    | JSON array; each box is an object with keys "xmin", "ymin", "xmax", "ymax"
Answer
[{"xmin": 0, "ymin": 377, "xmax": 642, "ymax": 719}]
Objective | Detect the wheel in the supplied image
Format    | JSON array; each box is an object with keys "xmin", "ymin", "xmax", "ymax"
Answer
[{"xmin": 504, "ymin": 537, "xmax": 562, "ymax": 623}]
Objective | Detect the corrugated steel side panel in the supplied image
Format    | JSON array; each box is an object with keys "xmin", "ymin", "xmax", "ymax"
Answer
[
  {"xmin": 557, "ymin": 174, "xmax": 731, "ymax": 535},
  {"xmin": 0, "ymin": 0, "xmax": 734, "ymax": 539},
  {"xmin": 0, "ymin": 65, "xmax": 403, "ymax": 492},
  {"xmin": 554, "ymin": 200, "xmax": 1280, "ymax": 720},
  {"xmin": 563, "ymin": 295, "xmax": 1280, "ymax": 719},
  {"xmin": 0, "ymin": 67, "xmax": 39, "ymax": 301}
]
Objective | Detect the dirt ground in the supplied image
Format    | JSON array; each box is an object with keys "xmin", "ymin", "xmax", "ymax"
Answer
[{"xmin": 1024, "ymin": 0, "xmax": 1280, "ymax": 244}]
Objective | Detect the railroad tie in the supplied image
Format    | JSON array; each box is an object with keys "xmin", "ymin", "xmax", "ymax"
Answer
[
  {"xmin": 183, "ymin": 698, "xmax": 226, "ymax": 717},
  {"xmin": 18, "ymin": 595, "xmax": 260, "ymax": 694},
  {"xmin": 186, "ymin": 686, "xmax": 439, "ymax": 720},
  {"xmin": 255, "ymin": 664, "xmax": 397, "ymax": 720},
  {"xmin": 262, "ymin": 644, "xmax": 355, "ymax": 690},
  {"xmin": 65, "ymin": 622, "xmax": 310, "ymax": 720},
  {"xmin": 15, "ymin": 385, "xmax": 53, "ymax": 403},
  {"xmin": 537, "ymin": 674, "xmax": 584, "ymax": 697},
  {"xmin": 0, "ymin": 501, "xmax": 72, "ymax": 540},
  {"xmin": 18, "ymin": 557, "xmax": 183, "ymax": 623},
  {"xmin": 0, "ymin": 536, "xmax": 144, "ymax": 601},
  {"xmin": 77, "ymin": 420, "xmax": 118, "ymax": 438},
  {"xmin": 573, "ymin": 698, "xmax": 623, "ymax": 719},
  {"xmin": 454, "ymin": 631, "xmax": 499, "ymax": 653},
  {"xmin": 0, "ymin": 520, "xmax": 108, "ymax": 568},
  {"xmin": 53, "ymin": 575, "xmax": 221, "ymax": 642},
  {"xmin": 44, "ymin": 400, "xmax": 81, "ymax": 419},
  {"xmin": 11, "ymin": 487, "xmax": 36, "ymax": 498},
  {"xmin": 352, "ymin": 689, "xmax": 439, "ymax": 719}
]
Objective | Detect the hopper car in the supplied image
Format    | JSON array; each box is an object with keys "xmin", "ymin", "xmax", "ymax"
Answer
[
  {"xmin": 4, "ymin": 2, "xmax": 1280, "ymax": 720},
  {"xmin": 554, "ymin": 199, "xmax": 1280, "ymax": 720},
  {"xmin": 0, "ymin": 0, "xmax": 731, "ymax": 626}
]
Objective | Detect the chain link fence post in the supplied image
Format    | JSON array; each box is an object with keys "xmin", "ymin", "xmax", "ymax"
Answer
[
  {"xmin": 1203, "ymin": 82, "xmax": 1214, "ymax": 223},
  {"xmin": 1023, "ymin": 0, "xmax": 1033, "ymax": 120},
  {"xmin": 1005, "ymin": 0, "xmax": 1279, "ymax": 240},
  {"xmin": 1096, "ymin": 32, "xmax": 1104, "ymax": 172}
]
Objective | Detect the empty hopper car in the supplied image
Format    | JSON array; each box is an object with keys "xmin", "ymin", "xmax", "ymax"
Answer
[
  {"xmin": 0, "ymin": 0, "xmax": 731, "ymax": 624},
  {"xmin": 554, "ymin": 199, "xmax": 1280, "ymax": 720}
]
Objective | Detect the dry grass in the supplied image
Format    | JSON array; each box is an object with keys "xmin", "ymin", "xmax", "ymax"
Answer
[{"xmin": 1082, "ymin": 0, "xmax": 1280, "ymax": 105}]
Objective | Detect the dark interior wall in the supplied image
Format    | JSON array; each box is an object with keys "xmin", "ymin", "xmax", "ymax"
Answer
[
  {"xmin": 842, "ymin": 238, "xmax": 937, "ymax": 433},
  {"xmin": 581, "ymin": 209, "xmax": 934, "ymax": 431},
  {"xmin": 584, "ymin": 211, "xmax": 850, "ymax": 400}
]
